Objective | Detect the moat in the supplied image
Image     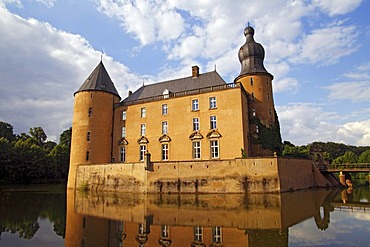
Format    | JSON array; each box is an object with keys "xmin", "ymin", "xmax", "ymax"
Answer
[{"xmin": 1, "ymin": 184, "xmax": 370, "ymax": 246}]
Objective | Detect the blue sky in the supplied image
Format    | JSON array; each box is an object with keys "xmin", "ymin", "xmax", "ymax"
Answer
[{"xmin": 0, "ymin": 0, "xmax": 369, "ymax": 146}]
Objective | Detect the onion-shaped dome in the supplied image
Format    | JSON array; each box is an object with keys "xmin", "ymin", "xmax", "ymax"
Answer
[{"xmin": 238, "ymin": 26, "xmax": 271, "ymax": 77}]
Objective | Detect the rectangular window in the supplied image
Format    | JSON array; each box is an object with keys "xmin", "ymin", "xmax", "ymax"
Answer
[
  {"xmin": 193, "ymin": 118, "xmax": 200, "ymax": 131},
  {"xmin": 122, "ymin": 110, "xmax": 126, "ymax": 120},
  {"xmin": 141, "ymin": 107, "xmax": 146, "ymax": 118},
  {"xmin": 162, "ymin": 144, "xmax": 169, "ymax": 161},
  {"xmin": 192, "ymin": 99, "xmax": 199, "ymax": 111},
  {"xmin": 210, "ymin": 116, "xmax": 217, "ymax": 129},
  {"xmin": 120, "ymin": 146, "xmax": 126, "ymax": 162},
  {"xmin": 87, "ymin": 131, "xmax": 91, "ymax": 141},
  {"xmin": 162, "ymin": 104, "xmax": 168, "ymax": 115},
  {"xmin": 210, "ymin": 140, "xmax": 219, "ymax": 158},
  {"xmin": 88, "ymin": 107, "xmax": 93, "ymax": 117},
  {"xmin": 209, "ymin": 97, "xmax": 217, "ymax": 109},
  {"xmin": 161, "ymin": 225, "xmax": 169, "ymax": 238},
  {"xmin": 162, "ymin": 121, "xmax": 168, "ymax": 134},
  {"xmin": 121, "ymin": 127, "xmax": 126, "ymax": 138},
  {"xmin": 212, "ymin": 226, "xmax": 222, "ymax": 243},
  {"xmin": 194, "ymin": 226, "xmax": 203, "ymax": 242},
  {"xmin": 86, "ymin": 151, "xmax": 90, "ymax": 161},
  {"xmin": 141, "ymin": 124, "xmax": 146, "ymax": 136},
  {"xmin": 139, "ymin": 145, "xmax": 146, "ymax": 161},
  {"xmin": 192, "ymin": 141, "xmax": 201, "ymax": 159}
]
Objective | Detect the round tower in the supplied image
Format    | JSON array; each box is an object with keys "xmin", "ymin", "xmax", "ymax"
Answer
[
  {"xmin": 67, "ymin": 61, "xmax": 121, "ymax": 189},
  {"xmin": 235, "ymin": 25, "xmax": 282, "ymax": 156}
]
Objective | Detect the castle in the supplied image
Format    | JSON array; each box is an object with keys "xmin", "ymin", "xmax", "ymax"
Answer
[{"xmin": 67, "ymin": 26, "xmax": 337, "ymax": 193}]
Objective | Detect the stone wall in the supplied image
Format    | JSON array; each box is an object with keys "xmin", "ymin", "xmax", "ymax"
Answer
[{"xmin": 75, "ymin": 157, "xmax": 337, "ymax": 194}]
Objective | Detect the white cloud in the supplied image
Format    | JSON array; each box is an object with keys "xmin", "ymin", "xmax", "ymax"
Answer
[
  {"xmin": 0, "ymin": 0, "xmax": 22, "ymax": 8},
  {"xmin": 313, "ymin": 0, "xmax": 363, "ymax": 16},
  {"xmin": 273, "ymin": 77, "xmax": 299, "ymax": 93},
  {"xmin": 0, "ymin": 7, "xmax": 140, "ymax": 141},
  {"xmin": 293, "ymin": 24, "xmax": 359, "ymax": 65},
  {"xmin": 326, "ymin": 81, "xmax": 370, "ymax": 102},
  {"xmin": 35, "ymin": 0, "xmax": 55, "ymax": 7},
  {"xmin": 337, "ymin": 120, "xmax": 370, "ymax": 146}
]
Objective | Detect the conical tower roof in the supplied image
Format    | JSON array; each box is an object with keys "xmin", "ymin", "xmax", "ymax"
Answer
[
  {"xmin": 237, "ymin": 26, "xmax": 272, "ymax": 78},
  {"xmin": 75, "ymin": 61, "xmax": 121, "ymax": 99}
]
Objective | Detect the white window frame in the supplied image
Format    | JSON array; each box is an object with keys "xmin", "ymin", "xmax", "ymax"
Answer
[
  {"xmin": 162, "ymin": 121, "xmax": 168, "ymax": 134},
  {"xmin": 210, "ymin": 116, "xmax": 217, "ymax": 129},
  {"xmin": 192, "ymin": 99, "xmax": 199, "ymax": 111},
  {"xmin": 121, "ymin": 126, "xmax": 126, "ymax": 138},
  {"xmin": 161, "ymin": 225, "xmax": 169, "ymax": 238},
  {"xmin": 141, "ymin": 124, "xmax": 146, "ymax": 136},
  {"xmin": 141, "ymin": 107, "xmax": 146, "ymax": 118},
  {"xmin": 120, "ymin": 146, "xmax": 126, "ymax": 162},
  {"xmin": 162, "ymin": 143, "xmax": 169, "ymax": 161},
  {"xmin": 122, "ymin": 110, "xmax": 126, "ymax": 120},
  {"xmin": 194, "ymin": 226, "xmax": 203, "ymax": 242},
  {"xmin": 139, "ymin": 145, "xmax": 146, "ymax": 161},
  {"xmin": 209, "ymin": 96, "xmax": 217, "ymax": 109},
  {"xmin": 193, "ymin": 118, "xmax": 200, "ymax": 131},
  {"xmin": 192, "ymin": 141, "xmax": 201, "ymax": 159},
  {"xmin": 212, "ymin": 226, "xmax": 222, "ymax": 243},
  {"xmin": 162, "ymin": 104, "xmax": 168, "ymax": 115},
  {"xmin": 210, "ymin": 140, "xmax": 219, "ymax": 159}
]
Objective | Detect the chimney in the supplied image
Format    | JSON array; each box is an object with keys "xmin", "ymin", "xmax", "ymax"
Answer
[
  {"xmin": 192, "ymin": 65, "xmax": 199, "ymax": 78},
  {"xmin": 128, "ymin": 90, "xmax": 132, "ymax": 96}
]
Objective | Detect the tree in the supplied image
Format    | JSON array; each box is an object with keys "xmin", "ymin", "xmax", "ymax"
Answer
[
  {"xmin": 48, "ymin": 127, "xmax": 72, "ymax": 179},
  {"xmin": 0, "ymin": 121, "xmax": 15, "ymax": 141},
  {"xmin": 358, "ymin": 149, "xmax": 370, "ymax": 163},
  {"xmin": 29, "ymin": 127, "xmax": 47, "ymax": 146},
  {"xmin": 333, "ymin": 151, "xmax": 358, "ymax": 164}
]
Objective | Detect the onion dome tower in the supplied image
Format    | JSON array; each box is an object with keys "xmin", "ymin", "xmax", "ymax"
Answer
[
  {"xmin": 67, "ymin": 61, "xmax": 121, "ymax": 189},
  {"xmin": 235, "ymin": 25, "xmax": 282, "ymax": 156}
]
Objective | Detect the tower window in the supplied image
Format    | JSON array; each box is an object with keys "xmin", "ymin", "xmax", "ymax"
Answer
[
  {"xmin": 209, "ymin": 97, "xmax": 217, "ymax": 109},
  {"xmin": 121, "ymin": 127, "xmax": 126, "ymax": 138},
  {"xmin": 256, "ymin": 125, "xmax": 259, "ymax": 133},
  {"xmin": 87, "ymin": 131, "xmax": 91, "ymax": 141},
  {"xmin": 210, "ymin": 140, "xmax": 219, "ymax": 158},
  {"xmin": 88, "ymin": 107, "xmax": 93, "ymax": 117},
  {"xmin": 161, "ymin": 225, "xmax": 169, "ymax": 238},
  {"xmin": 120, "ymin": 146, "xmax": 126, "ymax": 162},
  {"xmin": 192, "ymin": 141, "xmax": 201, "ymax": 159},
  {"xmin": 193, "ymin": 118, "xmax": 200, "ymax": 131},
  {"xmin": 162, "ymin": 104, "xmax": 168, "ymax": 115},
  {"xmin": 267, "ymin": 79, "xmax": 269, "ymax": 85},
  {"xmin": 192, "ymin": 99, "xmax": 199, "ymax": 111},
  {"xmin": 162, "ymin": 121, "xmax": 168, "ymax": 134},
  {"xmin": 141, "ymin": 124, "xmax": 146, "ymax": 136},
  {"xmin": 252, "ymin": 108, "xmax": 256, "ymax": 117},
  {"xmin": 250, "ymin": 78, "xmax": 253, "ymax": 85},
  {"xmin": 162, "ymin": 144, "xmax": 169, "ymax": 161},
  {"xmin": 210, "ymin": 116, "xmax": 217, "ymax": 129},
  {"xmin": 269, "ymin": 109, "xmax": 272, "ymax": 117},
  {"xmin": 141, "ymin": 107, "xmax": 146, "ymax": 118},
  {"xmin": 267, "ymin": 93, "xmax": 270, "ymax": 100},
  {"xmin": 139, "ymin": 145, "xmax": 146, "ymax": 161},
  {"xmin": 85, "ymin": 151, "xmax": 90, "ymax": 161},
  {"xmin": 251, "ymin": 93, "xmax": 254, "ymax": 101},
  {"xmin": 122, "ymin": 111, "xmax": 126, "ymax": 120}
]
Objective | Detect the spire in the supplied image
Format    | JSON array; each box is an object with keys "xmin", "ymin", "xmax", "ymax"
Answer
[
  {"xmin": 75, "ymin": 61, "xmax": 121, "ymax": 99},
  {"xmin": 237, "ymin": 26, "xmax": 272, "ymax": 77}
]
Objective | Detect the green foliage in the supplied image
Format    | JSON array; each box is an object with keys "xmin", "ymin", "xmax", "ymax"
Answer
[
  {"xmin": 358, "ymin": 149, "xmax": 370, "ymax": 163},
  {"xmin": 249, "ymin": 111, "xmax": 283, "ymax": 155},
  {"xmin": 333, "ymin": 151, "xmax": 358, "ymax": 164},
  {"xmin": 0, "ymin": 121, "xmax": 71, "ymax": 183},
  {"xmin": 0, "ymin": 121, "xmax": 15, "ymax": 141},
  {"xmin": 282, "ymin": 144, "xmax": 310, "ymax": 159}
]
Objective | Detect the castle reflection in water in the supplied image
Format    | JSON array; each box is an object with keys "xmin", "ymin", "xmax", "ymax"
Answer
[{"xmin": 65, "ymin": 188, "xmax": 342, "ymax": 247}]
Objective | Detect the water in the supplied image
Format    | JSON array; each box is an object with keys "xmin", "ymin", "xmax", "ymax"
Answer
[{"xmin": 0, "ymin": 185, "xmax": 370, "ymax": 246}]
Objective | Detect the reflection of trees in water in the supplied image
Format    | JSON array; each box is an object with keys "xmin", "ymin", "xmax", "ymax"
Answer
[{"xmin": 0, "ymin": 186, "xmax": 66, "ymax": 239}]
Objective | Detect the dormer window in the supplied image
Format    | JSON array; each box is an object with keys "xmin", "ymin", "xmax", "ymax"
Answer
[{"xmin": 163, "ymin": 89, "xmax": 170, "ymax": 99}]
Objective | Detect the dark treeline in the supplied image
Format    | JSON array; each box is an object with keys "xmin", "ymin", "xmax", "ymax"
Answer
[
  {"xmin": 0, "ymin": 121, "xmax": 71, "ymax": 184},
  {"xmin": 282, "ymin": 140, "xmax": 370, "ymax": 163}
]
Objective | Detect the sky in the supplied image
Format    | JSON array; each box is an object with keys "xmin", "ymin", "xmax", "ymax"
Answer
[{"xmin": 0, "ymin": 0, "xmax": 369, "ymax": 146}]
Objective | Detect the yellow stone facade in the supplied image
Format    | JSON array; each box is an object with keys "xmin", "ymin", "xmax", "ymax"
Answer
[{"xmin": 113, "ymin": 84, "xmax": 250, "ymax": 163}]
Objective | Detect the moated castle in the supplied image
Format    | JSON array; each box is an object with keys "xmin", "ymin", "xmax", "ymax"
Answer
[{"xmin": 67, "ymin": 26, "xmax": 338, "ymax": 193}]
